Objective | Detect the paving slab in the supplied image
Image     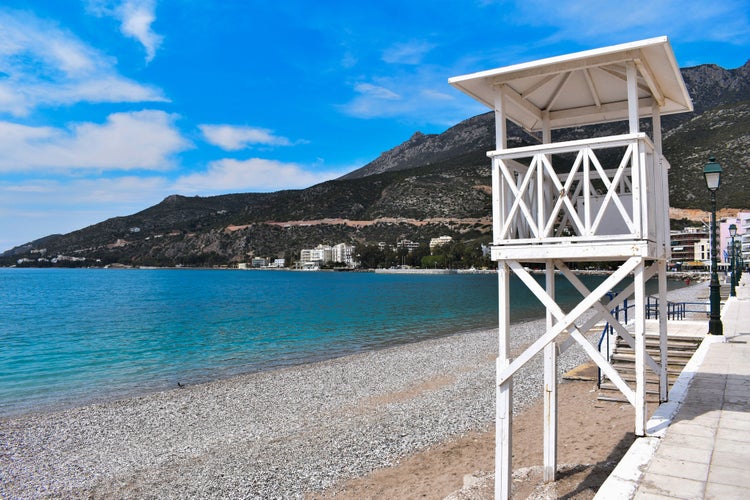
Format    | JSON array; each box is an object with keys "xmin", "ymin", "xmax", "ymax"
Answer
[{"xmin": 595, "ymin": 275, "xmax": 750, "ymax": 499}]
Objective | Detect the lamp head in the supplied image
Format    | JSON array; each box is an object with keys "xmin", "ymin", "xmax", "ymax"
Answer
[
  {"xmin": 730, "ymin": 224, "xmax": 737, "ymax": 237},
  {"xmin": 703, "ymin": 156, "xmax": 722, "ymax": 191}
]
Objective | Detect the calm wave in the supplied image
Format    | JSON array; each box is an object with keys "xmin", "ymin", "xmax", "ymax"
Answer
[{"xmin": 0, "ymin": 268, "xmax": 682, "ymax": 416}]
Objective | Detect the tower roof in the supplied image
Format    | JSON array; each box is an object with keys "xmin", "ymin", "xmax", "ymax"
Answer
[{"xmin": 449, "ymin": 37, "xmax": 693, "ymax": 132}]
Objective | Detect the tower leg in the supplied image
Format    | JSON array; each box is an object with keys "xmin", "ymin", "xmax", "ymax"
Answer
[
  {"xmin": 496, "ymin": 261, "xmax": 512, "ymax": 499},
  {"xmin": 543, "ymin": 261, "xmax": 557, "ymax": 482},
  {"xmin": 658, "ymin": 260, "xmax": 668, "ymax": 402},
  {"xmin": 634, "ymin": 259, "xmax": 647, "ymax": 436}
]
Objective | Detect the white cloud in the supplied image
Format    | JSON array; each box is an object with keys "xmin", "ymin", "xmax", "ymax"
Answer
[
  {"xmin": 340, "ymin": 74, "xmax": 475, "ymax": 125},
  {"xmin": 0, "ymin": 110, "xmax": 190, "ymax": 171},
  {"xmin": 119, "ymin": 1, "xmax": 163, "ymax": 62},
  {"xmin": 355, "ymin": 83, "xmax": 400, "ymax": 100},
  {"xmin": 0, "ymin": 175, "xmax": 171, "ymax": 250},
  {"xmin": 0, "ymin": 8, "xmax": 166, "ymax": 116},
  {"xmin": 173, "ymin": 158, "xmax": 348, "ymax": 194},
  {"xmin": 505, "ymin": 0, "xmax": 750, "ymax": 46},
  {"xmin": 199, "ymin": 124, "xmax": 293, "ymax": 151},
  {"xmin": 87, "ymin": 0, "xmax": 163, "ymax": 62},
  {"xmin": 382, "ymin": 40, "xmax": 435, "ymax": 65}
]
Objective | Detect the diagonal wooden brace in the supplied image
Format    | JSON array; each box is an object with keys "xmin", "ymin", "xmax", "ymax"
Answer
[
  {"xmin": 498, "ymin": 257, "xmax": 641, "ymax": 386},
  {"xmin": 557, "ymin": 260, "xmax": 662, "ymax": 376}
]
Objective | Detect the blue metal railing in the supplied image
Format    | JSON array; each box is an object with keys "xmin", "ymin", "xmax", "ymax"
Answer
[
  {"xmin": 646, "ymin": 296, "xmax": 709, "ymax": 320},
  {"xmin": 596, "ymin": 293, "xmax": 709, "ymax": 387},
  {"xmin": 596, "ymin": 292, "xmax": 631, "ymax": 387}
]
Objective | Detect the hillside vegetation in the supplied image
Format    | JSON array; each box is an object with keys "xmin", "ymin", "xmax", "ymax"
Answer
[{"xmin": 3, "ymin": 60, "xmax": 749, "ymax": 267}]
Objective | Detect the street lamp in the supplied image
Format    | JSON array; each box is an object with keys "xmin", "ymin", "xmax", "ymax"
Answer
[
  {"xmin": 704, "ymin": 157, "xmax": 723, "ymax": 335},
  {"xmin": 729, "ymin": 223, "xmax": 737, "ymax": 297}
]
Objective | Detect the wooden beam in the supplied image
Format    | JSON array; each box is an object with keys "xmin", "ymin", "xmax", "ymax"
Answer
[
  {"xmin": 546, "ymin": 97, "xmax": 656, "ymax": 127},
  {"xmin": 543, "ymin": 263, "xmax": 557, "ymax": 482},
  {"xmin": 583, "ymin": 68, "xmax": 602, "ymax": 108},
  {"xmin": 498, "ymin": 258, "xmax": 640, "ymax": 385},
  {"xmin": 559, "ymin": 261, "xmax": 662, "ymax": 376},
  {"xmin": 496, "ymin": 262, "xmax": 512, "ymax": 499},
  {"xmin": 634, "ymin": 55, "xmax": 665, "ymax": 107},
  {"xmin": 505, "ymin": 259, "xmax": 639, "ymax": 405},
  {"xmin": 658, "ymin": 261, "xmax": 668, "ymax": 402},
  {"xmin": 544, "ymin": 71, "xmax": 572, "ymax": 111},
  {"xmin": 501, "ymin": 83, "xmax": 545, "ymax": 128},
  {"xmin": 627, "ymin": 61, "xmax": 640, "ymax": 134},
  {"xmin": 489, "ymin": 50, "xmax": 641, "ymax": 85},
  {"xmin": 634, "ymin": 260, "xmax": 647, "ymax": 436},
  {"xmin": 521, "ymin": 73, "xmax": 559, "ymax": 99}
]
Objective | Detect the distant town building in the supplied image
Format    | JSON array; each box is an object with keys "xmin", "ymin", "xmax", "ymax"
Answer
[
  {"xmin": 670, "ymin": 227, "xmax": 708, "ymax": 266},
  {"xmin": 251, "ymin": 257, "xmax": 268, "ymax": 268},
  {"xmin": 429, "ymin": 235, "xmax": 453, "ymax": 251},
  {"xmin": 332, "ymin": 243, "xmax": 355, "ymax": 266},
  {"xmin": 720, "ymin": 212, "xmax": 750, "ymax": 267},
  {"xmin": 694, "ymin": 239, "xmax": 710, "ymax": 262},
  {"xmin": 397, "ymin": 239, "xmax": 420, "ymax": 252},
  {"xmin": 300, "ymin": 245, "xmax": 332, "ymax": 267},
  {"xmin": 300, "ymin": 243, "xmax": 355, "ymax": 267}
]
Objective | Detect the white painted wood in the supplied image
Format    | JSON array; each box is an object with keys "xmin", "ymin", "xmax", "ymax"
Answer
[
  {"xmin": 490, "ymin": 240, "xmax": 658, "ymax": 261},
  {"xmin": 494, "ymin": 88, "xmax": 507, "ymax": 150},
  {"xmin": 508, "ymin": 260, "xmax": 638, "ymax": 405},
  {"xmin": 449, "ymin": 39, "xmax": 691, "ymax": 498},
  {"xmin": 559, "ymin": 262, "xmax": 663, "ymax": 376},
  {"xmin": 634, "ymin": 260, "xmax": 647, "ymax": 436},
  {"xmin": 658, "ymin": 260, "xmax": 668, "ymax": 402},
  {"xmin": 449, "ymin": 37, "xmax": 692, "ymax": 132},
  {"xmin": 496, "ymin": 358, "xmax": 512, "ymax": 500},
  {"xmin": 498, "ymin": 258, "xmax": 640, "ymax": 385},
  {"xmin": 487, "ymin": 133, "xmax": 665, "ymax": 250},
  {"xmin": 543, "ymin": 341, "xmax": 557, "ymax": 481},
  {"xmin": 627, "ymin": 61, "xmax": 639, "ymax": 134},
  {"xmin": 492, "ymin": 159, "xmax": 502, "ymax": 245},
  {"xmin": 635, "ymin": 57, "xmax": 665, "ymax": 107},
  {"xmin": 486, "ymin": 132, "xmax": 649, "ymax": 158},
  {"xmin": 543, "ymin": 263, "xmax": 557, "ymax": 482},
  {"xmin": 496, "ymin": 262, "xmax": 511, "ymax": 500}
]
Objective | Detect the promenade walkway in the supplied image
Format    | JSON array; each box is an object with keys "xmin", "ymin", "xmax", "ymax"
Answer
[{"xmin": 595, "ymin": 275, "xmax": 750, "ymax": 499}]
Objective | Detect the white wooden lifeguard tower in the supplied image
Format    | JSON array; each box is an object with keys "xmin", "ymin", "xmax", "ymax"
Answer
[{"xmin": 449, "ymin": 37, "xmax": 693, "ymax": 498}]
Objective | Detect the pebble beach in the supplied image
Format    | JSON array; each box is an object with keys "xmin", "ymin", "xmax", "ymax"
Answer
[{"xmin": 0, "ymin": 282, "xmax": 707, "ymax": 499}]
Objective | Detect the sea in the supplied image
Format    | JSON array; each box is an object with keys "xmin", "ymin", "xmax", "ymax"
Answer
[{"xmin": 0, "ymin": 268, "xmax": 685, "ymax": 417}]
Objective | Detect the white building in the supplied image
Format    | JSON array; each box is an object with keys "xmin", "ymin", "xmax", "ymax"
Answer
[
  {"xmin": 429, "ymin": 235, "xmax": 453, "ymax": 251},
  {"xmin": 332, "ymin": 243, "xmax": 355, "ymax": 266},
  {"xmin": 300, "ymin": 245, "xmax": 332, "ymax": 266},
  {"xmin": 300, "ymin": 243, "xmax": 356, "ymax": 267},
  {"xmin": 397, "ymin": 239, "xmax": 421, "ymax": 251}
]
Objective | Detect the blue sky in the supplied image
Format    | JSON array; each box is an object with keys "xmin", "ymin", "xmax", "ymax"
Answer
[{"xmin": 1, "ymin": 1, "xmax": 749, "ymax": 251}]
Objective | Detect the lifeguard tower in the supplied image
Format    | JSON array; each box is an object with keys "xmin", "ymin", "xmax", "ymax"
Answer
[{"xmin": 449, "ymin": 37, "xmax": 692, "ymax": 498}]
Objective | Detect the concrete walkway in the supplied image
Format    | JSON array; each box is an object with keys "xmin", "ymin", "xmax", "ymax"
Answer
[{"xmin": 596, "ymin": 275, "xmax": 750, "ymax": 499}]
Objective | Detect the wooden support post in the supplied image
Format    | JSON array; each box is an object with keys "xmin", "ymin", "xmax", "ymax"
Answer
[
  {"xmin": 658, "ymin": 259, "xmax": 668, "ymax": 402},
  {"xmin": 493, "ymin": 88, "xmax": 508, "ymax": 244},
  {"xmin": 626, "ymin": 62, "xmax": 639, "ymax": 135},
  {"xmin": 634, "ymin": 259, "xmax": 647, "ymax": 435},
  {"xmin": 543, "ymin": 260, "xmax": 557, "ymax": 482},
  {"xmin": 496, "ymin": 261, "xmax": 512, "ymax": 500}
]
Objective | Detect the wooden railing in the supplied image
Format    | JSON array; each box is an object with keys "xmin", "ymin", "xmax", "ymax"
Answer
[{"xmin": 488, "ymin": 133, "xmax": 670, "ymax": 256}]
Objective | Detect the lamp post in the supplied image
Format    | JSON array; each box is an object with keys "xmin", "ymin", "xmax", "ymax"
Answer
[
  {"xmin": 704, "ymin": 157, "xmax": 723, "ymax": 335},
  {"xmin": 729, "ymin": 223, "xmax": 737, "ymax": 297}
]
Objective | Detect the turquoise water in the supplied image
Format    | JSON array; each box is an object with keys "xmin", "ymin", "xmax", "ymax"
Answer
[{"xmin": 0, "ymin": 268, "xmax": 678, "ymax": 416}]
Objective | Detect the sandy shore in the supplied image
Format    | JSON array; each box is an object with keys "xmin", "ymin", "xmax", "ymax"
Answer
[{"xmin": 0, "ymin": 282, "xmax": 707, "ymax": 499}]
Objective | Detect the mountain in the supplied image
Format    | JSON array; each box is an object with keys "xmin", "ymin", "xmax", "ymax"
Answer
[{"xmin": 3, "ymin": 60, "xmax": 750, "ymax": 267}]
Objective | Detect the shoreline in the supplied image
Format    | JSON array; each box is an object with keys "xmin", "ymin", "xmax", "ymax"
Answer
[
  {"xmin": 1, "ymin": 317, "xmax": 586, "ymax": 498},
  {"xmin": 1, "ymin": 283, "xmax": 708, "ymax": 498}
]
